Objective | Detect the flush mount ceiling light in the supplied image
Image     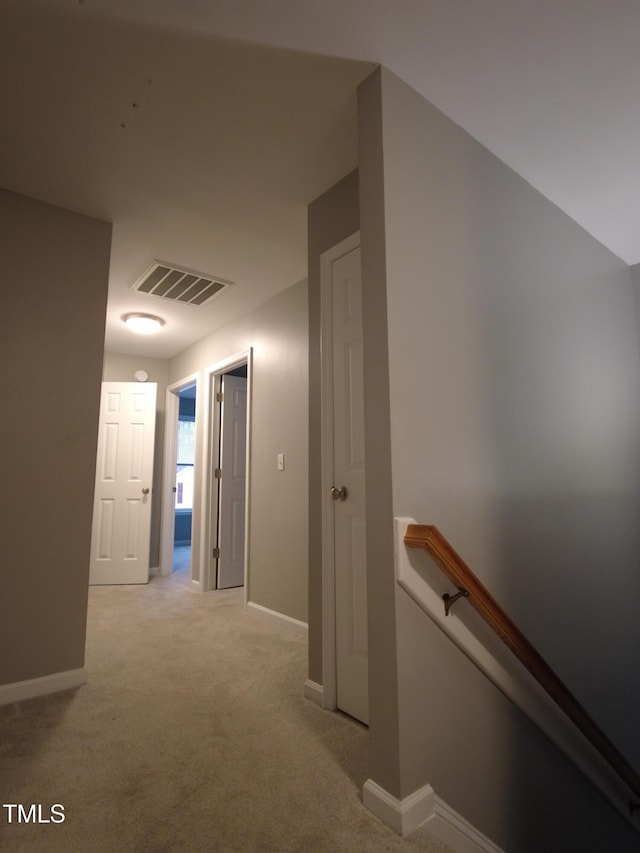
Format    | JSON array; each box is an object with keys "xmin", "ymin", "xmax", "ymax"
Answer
[{"xmin": 123, "ymin": 313, "xmax": 165, "ymax": 334}]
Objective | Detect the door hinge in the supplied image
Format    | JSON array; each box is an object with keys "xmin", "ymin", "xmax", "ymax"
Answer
[
  {"xmin": 214, "ymin": 468, "xmax": 222, "ymax": 479},
  {"xmin": 212, "ymin": 547, "xmax": 220, "ymax": 559},
  {"xmin": 216, "ymin": 391, "xmax": 224, "ymax": 402}
]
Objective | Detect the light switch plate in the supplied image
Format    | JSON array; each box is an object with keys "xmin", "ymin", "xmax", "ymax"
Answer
[{"xmin": 277, "ymin": 452, "xmax": 285, "ymax": 471}]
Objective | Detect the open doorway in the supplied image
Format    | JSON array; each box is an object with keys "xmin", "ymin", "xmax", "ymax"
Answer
[
  {"xmin": 160, "ymin": 353, "xmax": 252, "ymax": 594},
  {"xmin": 201, "ymin": 350, "xmax": 252, "ymax": 597},
  {"xmin": 173, "ymin": 383, "xmax": 196, "ymax": 578},
  {"xmin": 160, "ymin": 373, "xmax": 199, "ymax": 584}
]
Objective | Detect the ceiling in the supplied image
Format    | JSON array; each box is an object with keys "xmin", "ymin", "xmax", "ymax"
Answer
[{"xmin": 2, "ymin": 0, "xmax": 640, "ymax": 359}]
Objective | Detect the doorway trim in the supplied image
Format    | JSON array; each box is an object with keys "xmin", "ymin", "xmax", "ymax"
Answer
[
  {"xmin": 160, "ymin": 373, "xmax": 199, "ymax": 583},
  {"xmin": 200, "ymin": 348, "xmax": 253, "ymax": 601},
  {"xmin": 320, "ymin": 230, "xmax": 361, "ymax": 712}
]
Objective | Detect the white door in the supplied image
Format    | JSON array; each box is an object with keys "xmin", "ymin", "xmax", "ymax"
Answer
[
  {"xmin": 89, "ymin": 382, "xmax": 157, "ymax": 585},
  {"xmin": 216, "ymin": 374, "xmax": 247, "ymax": 589},
  {"xmin": 325, "ymin": 235, "xmax": 368, "ymax": 724}
]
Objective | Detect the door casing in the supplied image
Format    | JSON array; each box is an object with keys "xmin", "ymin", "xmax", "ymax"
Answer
[
  {"xmin": 320, "ymin": 231, "xmax": 367, "ymax": 716},
  {"xmin": 201, "ymin": 349, "xmax": 253, "ymax": 599}
]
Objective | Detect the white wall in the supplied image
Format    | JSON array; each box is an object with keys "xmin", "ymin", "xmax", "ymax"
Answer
[
  {"xmin": 359, "ymin": 68, "xmax": 640, "ymax": 851},
  {"xmin": 169, "ymin": 280, "xmax": 308, "ymax": 623},
  {"xmin": 0, "ymin": 189, "xmax": 111, "ymax": 687}
]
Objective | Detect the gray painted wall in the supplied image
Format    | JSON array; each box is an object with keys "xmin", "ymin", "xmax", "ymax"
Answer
[
  {"xmin": 0, "ymin": 189, "xmax": 111, "ymax": 686},
  {"xmin": 307, "ymin": 169, "xmax": 360, "ymax": 684},
  {"xmin": 169, "ymin": 280, "xmax": 308, "ymax": 623},
  {"xmin": 631, "ymin": 263, "xmax": 640, "ymax": 362},
  {"xmin": 359, "ymin": 68, "xmax": 640, "ymax": 850},
  {"xmin": 102, "ymin": 352, "xmax": 169, "ymax": 568},
  {"xmin": 357, "ymin": 82, "xmax": 404, "ymax": 797}
]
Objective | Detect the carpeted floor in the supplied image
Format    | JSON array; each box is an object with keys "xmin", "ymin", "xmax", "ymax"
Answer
[
  {"xmin": 172, "ymin": 544, "xmax": 191, "ymax": 572},
  {"xmin": 0, "ymin": 570, "xmax": 452, "ymax": 852}
]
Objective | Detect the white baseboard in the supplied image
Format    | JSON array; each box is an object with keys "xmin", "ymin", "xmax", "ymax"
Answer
[
  {"xmin": 247, "ymin": 601, "xmax": 308, "ymax": 635},
  {"xmin": 190, "ymin": 579, "xmax": 202, "ymax": 592},
  {"xmin": 363, "ymin": 779, "xmax": 503, "ymax": 852},
  {"xmin": 149, "ymin": 565, "xmax": 160, "ymax": 577},
  {"xmin": 0, "ymin": 668, "xmax": 87, "ymax": 707},
  {"xmin": 304, "ymin": 679, "xmax": 324, "ymax": 706}
]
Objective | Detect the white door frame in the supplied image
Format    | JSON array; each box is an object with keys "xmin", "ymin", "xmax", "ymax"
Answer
[
  {"xmin": 320, "ymin": 231, "xmax": 361, "ymax": 711},
  {"xmin": 160, "ymin": 373, "xmax": 199, "ymax": 581},
  {"xmin": 200, "ymin": 349, "xmax": 253, "ymax": 600}
]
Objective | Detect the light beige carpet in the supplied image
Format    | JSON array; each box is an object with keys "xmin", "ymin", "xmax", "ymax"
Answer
[{"xmin": 0, "ymin": 570, "xmax": 452, "ymax": 852}]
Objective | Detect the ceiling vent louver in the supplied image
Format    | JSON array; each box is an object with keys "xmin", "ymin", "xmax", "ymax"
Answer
[{"xmin": 131, "ymin": 261, "xmax": 232, "ymax": 307}]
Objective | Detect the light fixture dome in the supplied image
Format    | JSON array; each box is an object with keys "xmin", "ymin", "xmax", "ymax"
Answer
[{"xmin": 123, "ymin": 313, "xmax": 165, "ymax": 334}]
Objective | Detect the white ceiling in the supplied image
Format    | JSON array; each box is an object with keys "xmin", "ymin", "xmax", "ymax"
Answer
[{"xmin": 3, "ymin": 0, "xmax": 640, "ymax": 359}]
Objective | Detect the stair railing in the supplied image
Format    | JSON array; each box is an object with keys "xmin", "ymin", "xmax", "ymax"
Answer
[{"xmin": 399, "ymin": 519, "xmax": 640, "ymax": 823}]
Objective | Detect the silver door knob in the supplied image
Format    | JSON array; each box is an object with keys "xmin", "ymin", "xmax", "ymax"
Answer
[
  {"xmin": 331, "ymin": 486, "xmax": 348, "ymax": 501},
  {"xmin": 142, "ymin": 487, "xmax": 150, "ymax": 495}
]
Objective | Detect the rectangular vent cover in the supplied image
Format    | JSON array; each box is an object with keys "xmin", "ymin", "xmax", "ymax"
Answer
[{"xmin": 131, "ymin": 262, "xmax": 232, "ymax": 307}]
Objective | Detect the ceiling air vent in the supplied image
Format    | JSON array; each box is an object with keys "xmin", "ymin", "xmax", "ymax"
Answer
[{"xmin": 131, "ymin": 261, "xmax": 232, "ymax": 307}]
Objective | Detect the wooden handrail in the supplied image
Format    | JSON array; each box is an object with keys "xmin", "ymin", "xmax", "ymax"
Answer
[{"xmin": 404, "ymin": 523, "xmax": 640, "ymax": 808}]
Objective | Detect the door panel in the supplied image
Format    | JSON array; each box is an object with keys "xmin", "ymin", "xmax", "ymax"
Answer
[
  {"xmin": 217, "ymin": 374, "xmax": 247, "ymax": 589},
  {"xmin": 331, "ymin": 242, "xmax": 369, "ymax": 724},
  {"xmin": 89, "ymin": 382, "xmax": 157, "ymax": 585},
  {"xmin": 95, "ymin": 500, "xmax": 115, "ymax": 559}
]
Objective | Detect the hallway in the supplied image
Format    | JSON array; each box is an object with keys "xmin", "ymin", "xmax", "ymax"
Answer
[{"xmin": 0, "ymin": 574, "xmax": 450, "ymax": 852}]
